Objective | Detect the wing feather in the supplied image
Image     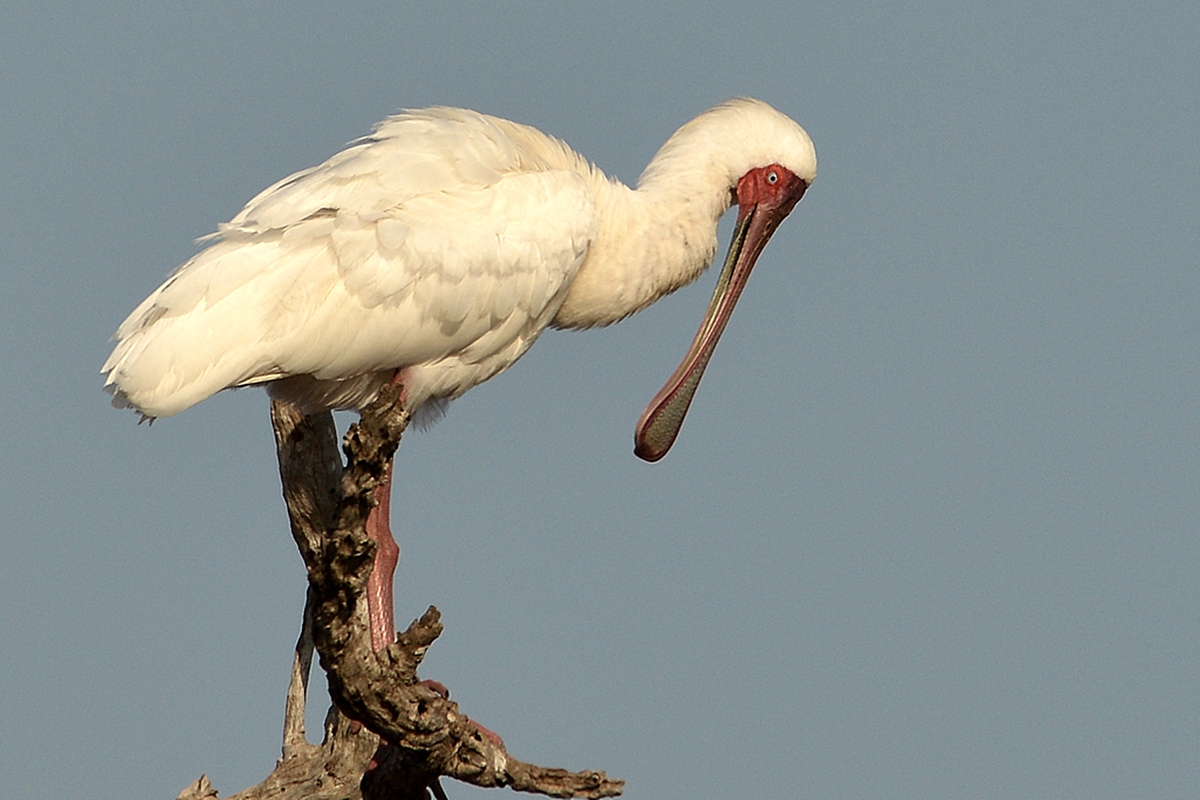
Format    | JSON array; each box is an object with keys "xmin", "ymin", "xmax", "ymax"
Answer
[{"xmin": 104, "ymin": 160, "xmax": 596, "ymax": 417}]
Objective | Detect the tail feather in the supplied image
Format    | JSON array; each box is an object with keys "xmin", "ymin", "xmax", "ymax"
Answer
[{"xmin": 101, "ymin": 238, "xmax": 299, "ymax": 418}]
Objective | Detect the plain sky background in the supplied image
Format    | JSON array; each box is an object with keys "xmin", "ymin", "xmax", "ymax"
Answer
[{"xmin": 2, "ymin": 2, "xmax": 1198, "ymax": 798}]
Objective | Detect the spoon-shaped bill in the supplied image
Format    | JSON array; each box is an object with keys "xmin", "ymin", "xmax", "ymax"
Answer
[{"xmin": 634, "ymin": 202, "xmax": 780, "ymax": 462}]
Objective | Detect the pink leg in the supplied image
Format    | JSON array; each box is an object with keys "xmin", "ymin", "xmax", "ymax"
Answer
[
  {"xmin": 363, "ymin": 370, "xmax": 410, "ymax": 653},
  {"xmin": 364, "ymin": 458, "xmax": 400, "ymax": 652},
  {"xmin": 359, "ymin": 373, "xmax": 503, "ymax": 774},
  {"xmin": 340, "ymin": 460, "xmax": 400, "ymax": 739}
]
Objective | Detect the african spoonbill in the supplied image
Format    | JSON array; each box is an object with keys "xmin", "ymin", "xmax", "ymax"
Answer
[{"xmin": 103, "ymin": 98, "xmax": 816, "ymax": 651}]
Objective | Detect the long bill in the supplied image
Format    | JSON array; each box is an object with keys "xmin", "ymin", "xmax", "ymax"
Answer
[{"xmin": 634, "ymin": 202, "xmax": 784, "ymax": 462}]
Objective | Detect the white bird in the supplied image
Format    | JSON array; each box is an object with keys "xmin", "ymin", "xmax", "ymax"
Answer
[{"xmin": 103, "ymin": 98, "xmax": 816, "ymax": 650}]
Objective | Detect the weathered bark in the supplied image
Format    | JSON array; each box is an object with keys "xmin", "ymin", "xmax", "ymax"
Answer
[{"xmin": 176, "ymin": 386, "xmax": 623, "ymax": 800}]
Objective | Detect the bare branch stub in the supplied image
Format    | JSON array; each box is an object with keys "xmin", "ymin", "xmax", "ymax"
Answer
[{"xmin": 260, "ymin": 387, "xmax": 624, "ymax": 800}]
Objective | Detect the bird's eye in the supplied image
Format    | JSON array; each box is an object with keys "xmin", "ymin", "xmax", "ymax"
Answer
[{"xmin": 766, "ymin": 170, "xmax": 779, "ymax": 185}]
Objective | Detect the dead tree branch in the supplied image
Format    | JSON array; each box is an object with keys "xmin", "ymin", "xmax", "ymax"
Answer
[{"xmin": 175, "ymin": 386, "xmax": 623, "ymax": 799}]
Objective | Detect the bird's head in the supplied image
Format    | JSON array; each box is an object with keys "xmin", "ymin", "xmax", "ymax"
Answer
[{"xmin": 635, "ymin": 99, "xmax": 815, "ymax": 461}]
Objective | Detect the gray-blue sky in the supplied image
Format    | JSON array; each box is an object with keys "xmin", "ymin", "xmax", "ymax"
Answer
[{"xmin": 2, "ymin": 2, "xmax": 1198, "ymax": 797}]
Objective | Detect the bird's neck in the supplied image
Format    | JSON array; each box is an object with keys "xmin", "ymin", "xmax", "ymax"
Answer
[{"xmin": 551, "ymin": 151, "xmax": 734, "ymax": 329}]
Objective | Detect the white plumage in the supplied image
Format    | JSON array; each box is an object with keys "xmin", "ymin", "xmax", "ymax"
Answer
[{"xmin": 103, "ymin": 99, "xmax": 816, "ymax": 449}]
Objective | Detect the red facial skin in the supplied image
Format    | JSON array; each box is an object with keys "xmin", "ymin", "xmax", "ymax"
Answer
[{"xmin": 736, "ymin": 163, "xmax": 809, "ymax": 229}]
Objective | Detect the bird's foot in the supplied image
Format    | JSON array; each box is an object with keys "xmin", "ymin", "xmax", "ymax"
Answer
[{"xmin": 417, "ymin": 679, "xmax": 504, "ymax": 748}]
